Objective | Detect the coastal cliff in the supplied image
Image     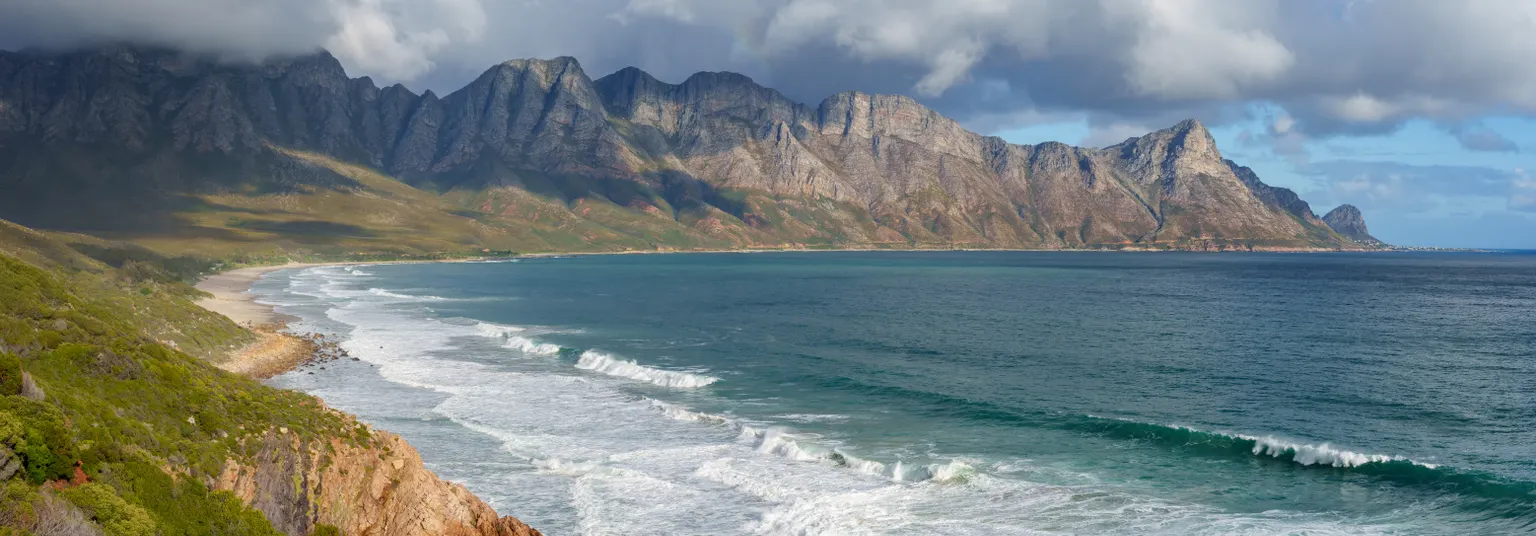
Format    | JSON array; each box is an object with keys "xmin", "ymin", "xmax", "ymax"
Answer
[
  {"xmin": 217, "ymin": 416, "xmax": 540, "ymax": 536},
  {"xmin": 0, "ymin": 218, "xmax": 540, "ymax": 535}
]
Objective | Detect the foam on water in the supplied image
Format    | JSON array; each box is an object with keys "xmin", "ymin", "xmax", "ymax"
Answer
[
  {"xmin": 1243, "ymin": 434, "xmax": 1433, "ymax": 468},
  {"xmin": 737, "ymin": 426, "xmax": 976, "ymax": 484},
  {"xmin": 474, "ymin": 322, "xmax": 524, "ymax": 338},
  {"xmin": 471, "ymin": 322, "xmax": 565, "ymax": 356},
  {"xmin": 575, "ymin": 350, "xmax": 719, "ymax": 388},
  {"xmin": 1092, "ymin": 417, "xmax": 1445, "ymax": 471},
  {"xmin": 649, "ymin": 399, "xmax": 732, "ymax": 425},
  {"xmin": 368, "ymin": 287, "xmax": 446, "ymax": 301},
  {"xmin": 258, "ymin": 262, "xmax": 1443, "ymax": 536},
  {"xmin": 505, "ymin": 336, "xmax": 564, "ymax": 356}
]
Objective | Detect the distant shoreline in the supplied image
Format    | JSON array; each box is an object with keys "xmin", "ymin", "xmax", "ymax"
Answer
[{"xmin": 189, "ymin": 245, "xmax": 1466, "ymax": 330}]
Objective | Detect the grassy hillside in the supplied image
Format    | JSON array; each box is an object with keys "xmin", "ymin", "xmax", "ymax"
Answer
[{"xmin": 0, "ymin": 220, "xmax": 369, "ymax": 534}]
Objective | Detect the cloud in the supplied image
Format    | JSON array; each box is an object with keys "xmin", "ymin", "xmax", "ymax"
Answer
[
  {"xmin": 1, "ymin": 0, "xmax": 1534, "ymax": 138},
  {"xmin": 0, "ymin": 0, "xmax": 331, "ymax": 59},
  {"xmin": 1080, "ymin": 122, "xmax": 1156, "ymax": 148},
  {"xmin": 1299, "ymin": 160, "xmax": 1526, "ymax": 214},
  {"xmin": 1512, "ymin": 169, "xmax": 1536, "ymax": 213},
  {"xmin": 1448, "ymin": 122, "xmax": 1520, "ymax": 152},
  {"xmin": 0, "ymin": 0, "xmax": 489, "ymax": 82}
]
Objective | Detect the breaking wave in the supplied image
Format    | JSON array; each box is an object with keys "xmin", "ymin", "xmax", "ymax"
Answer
[
  {"xmin": 471, "ymin": 322, "xmax": 564, "ymax": 356},
  {"xmin": 505, "ymin": 336, "xmax": 563, "ymax": 356},
  {"xmin": 474, "ymin": 322, "xmax": 525, "ymax": 338},
  {"xmin": 738, "ymin": 426, "xmax": 975, "ymax": 484},
  {"xmin": 648, "ymin": 399, "xmax": 731, "ymax": 425},
  {"xmin": 367, "ymin": 288, "xmax": 445, "ymax": 301},
  {"xmin": 575, "ymin": 350, "xmax": 719, "ymax": 388}
]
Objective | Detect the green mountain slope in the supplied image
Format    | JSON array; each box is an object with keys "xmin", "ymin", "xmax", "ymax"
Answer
[{"xmin": 0, "ymin": 219, "xmax": 540, "ymax": 535}]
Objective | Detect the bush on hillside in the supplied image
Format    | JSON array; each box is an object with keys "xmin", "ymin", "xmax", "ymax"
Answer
[{"xmin": 0, "ymin": 353, "xmax": 20, "ymax": 396}]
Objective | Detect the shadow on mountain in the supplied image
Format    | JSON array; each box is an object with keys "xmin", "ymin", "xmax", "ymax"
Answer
[{"xmin": 228, "ymin": 220, "xmax": 375, "ymax": 239}]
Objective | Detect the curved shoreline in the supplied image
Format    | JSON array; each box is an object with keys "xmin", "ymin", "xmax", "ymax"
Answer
[{"xmin": 195, "ymin": 263, "xmax": 315, "ymax": 326}]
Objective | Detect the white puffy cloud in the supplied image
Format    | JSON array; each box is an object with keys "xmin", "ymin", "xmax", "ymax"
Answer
[
  {"xmin": 1116, "ymin": 0, "xmax": 1293, "ymax": 100},
  {"xmin": 324, "ymin": 0, "xmax": 490, "ymax": 81}
]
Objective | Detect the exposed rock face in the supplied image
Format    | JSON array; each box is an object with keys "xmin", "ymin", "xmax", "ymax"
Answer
[
  {"xmin": 217, "ymin": 419, "xmax": 540, "ymax": 536},
  {"xmin": 1322, "ymin": 204, "xmax": 1381, "ymax": 244},
  {"xmin": 0, "ymin": 44, "xmax": 1375, "ymax": 250}
]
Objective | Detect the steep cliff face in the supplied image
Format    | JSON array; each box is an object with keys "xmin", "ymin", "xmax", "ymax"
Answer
[
  {"xmin": 0, "ymin": 45, "xmax": 1373, "ymax": 250},
  {"xmin": 1322, "ymin": 204, "xmax": 1381, "ymax": 244},
  {"xmin": 217, "ymin": 417, "xmax": 541, "ymax": 536}
]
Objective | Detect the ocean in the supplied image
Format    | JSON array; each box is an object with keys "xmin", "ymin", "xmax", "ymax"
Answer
[{"xmin": 252, "ymin": 251, "xmax": 1536, "ymax": 535}]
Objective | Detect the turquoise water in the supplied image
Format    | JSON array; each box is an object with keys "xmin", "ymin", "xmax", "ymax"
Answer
[{"xmin": 257, "ymin": 252, "xmax": 1536, "ymax": 535}]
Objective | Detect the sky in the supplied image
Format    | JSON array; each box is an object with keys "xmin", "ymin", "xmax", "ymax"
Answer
[{"xmin": 1, "ymin": 0, "xmax": 1532, "ymax": 248}]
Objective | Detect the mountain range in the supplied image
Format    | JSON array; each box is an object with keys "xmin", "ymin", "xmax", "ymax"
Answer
[{"xmin": 0, "ymin": 45, "xmax": 1378, "ymax": 256}]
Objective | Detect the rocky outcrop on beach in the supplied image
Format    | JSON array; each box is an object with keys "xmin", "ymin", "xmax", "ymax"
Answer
[
  {"xmin": 217, "ymin": 415, "xmax": 541, "ymax": 536},
  {"xmin": 0, "ymin": 44, "xmax": 1374, "ymax": 250}
]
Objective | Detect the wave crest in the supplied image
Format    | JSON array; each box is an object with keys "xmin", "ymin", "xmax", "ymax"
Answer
[
  {"xmin": 474, "ymin": 322, "xmax": 524, "ymax": 338},
  {"xmin": 739, "ymin": 426, "xmax": 975, "ymax": 484},
  {"xmin": 367, "ymin": 288, "xmax": 445, "ymax": 301},
  {"xmin": 1243, "ymin": 434, "xmax": 1430, "ymax": 468},
  {"xmin": 649, "ymin": 399, "xmax": 731, "ymax": 424},
  {"xmin": 575, "ymin": 350, "xmax": 719, "ymax": 388},
  {"xmin": 506, "ymin": 336, "xmax": 564, "ymax": 356}
]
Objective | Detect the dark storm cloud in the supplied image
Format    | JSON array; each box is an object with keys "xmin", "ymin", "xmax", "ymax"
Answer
[{"xmin": 1, "ymin": 0, "xmax": 1533, "ymax": 138}]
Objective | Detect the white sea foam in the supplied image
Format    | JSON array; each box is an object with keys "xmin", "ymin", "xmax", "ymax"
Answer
[
  {"xmin": 775, "ymin": 413, "xmax": 851, "ymax": 423},
  {"xmin": 267, "ymin": 264, "xmax": 1417, "ymax": 536},
  {"xmin": 574, "ymin": 350, "xmax": 719, "ymax": 388},
  {"xmin": 736, "ymin": 426, "xmax": 976, "ymax": 484},
  {"xmin": 648, "ymin": 399, "xmax": 731, "ymax": 425},
  {"xmin": 474, "ymin": 322, "xmax": 525, "ymax": 338},
  {"xmin": 1242, "ymin": 435, "xmax": 1434, "ymax": 469},
  {"xmin": 531, "ymin": 457, "xmax": 605, "ymax": 477},
  {"xmin": 505, "ymin": 336, "xmax": 563, "ymax": 356},
  {"xmin": 1095, "ymin": 416, "xmax": 1440, "ymax": 471},
  {"xmin": 367, "ymin": 288, "xmax": 445, "ymax": 301}
]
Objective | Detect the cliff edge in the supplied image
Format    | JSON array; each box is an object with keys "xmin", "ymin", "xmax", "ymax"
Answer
[{"xmin": 219, "ymin": 414, "xmax": 541, "ymax": 536}]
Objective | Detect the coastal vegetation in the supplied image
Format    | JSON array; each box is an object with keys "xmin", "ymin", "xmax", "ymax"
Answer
[{"xmin": 0, "ymin": 222, "xmax": 363, "ymax": 534}]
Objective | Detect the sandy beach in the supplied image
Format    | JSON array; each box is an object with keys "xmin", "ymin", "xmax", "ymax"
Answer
[
  {"xmin": 194, "ymin": 263, "xmax": 321, "ymax": 326},
  {"xmin": 196, "ymin": 263, "xmax": 327, "ymax": 378}
]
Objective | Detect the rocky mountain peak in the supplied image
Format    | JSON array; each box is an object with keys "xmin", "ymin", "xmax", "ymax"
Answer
[
  {"xmin": 0, "ymin": 45, "xmax": 1377, "ymax": 251},
  {"xmin": 1322, "ymin": 204, "xmax": 1380, "ymax": 243},
  {"xmin": 1163, "ymin": 118, "xmax": 1219, "ymax": 158},
  {"xmin": 681, "ymin": 70, "xmax": 762, "ymax": 91},
  {"xmin": 814, "ymin": 90, "xmax": 979, "ymax": 156}
]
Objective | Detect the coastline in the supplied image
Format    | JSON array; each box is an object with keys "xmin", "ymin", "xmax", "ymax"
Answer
[
  {"xmin": 190, "ymin": 245, "xmax": 1415, "ymax": 377},
  {"xmin": 195, "ymin": 263, "xmax": 316, "ymax": 326},
  {"xmin": 192, "ymin": 265, "xmax": 544, "ymax": 535},
  {"xmin": 193, "ymin": 246, "xmax": 1411, "ymax": 328}
]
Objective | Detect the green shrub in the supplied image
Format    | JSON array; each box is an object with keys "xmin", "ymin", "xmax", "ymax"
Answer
[
  {"xmin": 0, "ymin": 353, "xmax": 19, "ymax": 396},
  {"xmin": 0, "ymin": 398, "xmax": 75, "ymax": 484},
  {"xmin": 62, "ymin": 483, "xmax": 157, "ymax": 536},
  {"xmin": 98, "ymin": 459, "xmax": 281, "ymax": 536},
  {"xmin": 0, "ymin": 238, "xmax": 354, "ymax": 533},
  {"xmin": 313, "ymin": 524, "xmax": 343, "ymax": 536}
]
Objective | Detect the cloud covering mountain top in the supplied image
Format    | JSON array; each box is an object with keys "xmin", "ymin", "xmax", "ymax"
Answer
[{"xmin": 1, "ymin": 0, "xmax": 1532, "ymax": 138}]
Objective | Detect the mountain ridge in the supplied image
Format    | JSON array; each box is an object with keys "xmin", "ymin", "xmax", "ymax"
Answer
[{"xmin": 0, "ymin": 44, "xmax": 1379, "ymax": 255}]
